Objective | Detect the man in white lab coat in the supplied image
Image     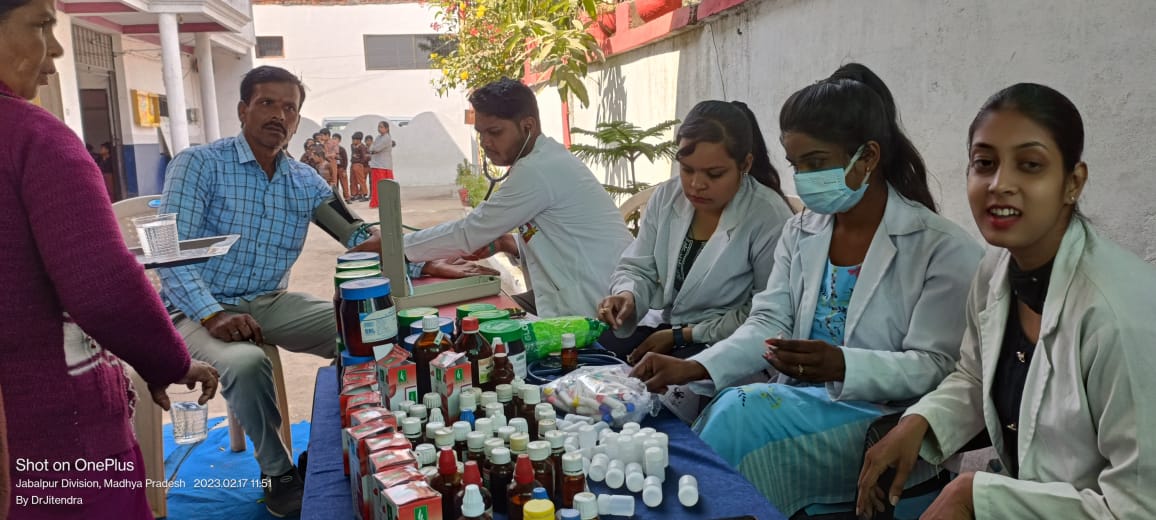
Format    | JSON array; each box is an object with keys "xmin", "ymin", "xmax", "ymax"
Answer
[{"xmin": 399, "ymin": 78, "xmax": 632, "ymax": 317}]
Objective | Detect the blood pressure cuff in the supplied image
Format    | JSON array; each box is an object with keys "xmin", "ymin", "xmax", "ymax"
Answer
[{"xmin": 312, "ymin": 195, "xmax": 368, "ymax": 245}]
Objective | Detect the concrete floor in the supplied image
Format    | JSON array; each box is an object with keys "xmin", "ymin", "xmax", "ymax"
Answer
[{"xmin": 182, "ymin": 184, "xmax": 468, "ymax": 425}]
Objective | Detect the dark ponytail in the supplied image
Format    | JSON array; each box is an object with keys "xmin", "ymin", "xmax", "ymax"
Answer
[
  {"xmin": 676, "ymin": 100, "xmax": 786, "ymax": 199},
  {"xmin": 780, "ymin": 63, "xmax": 937, "ymax": 212}
]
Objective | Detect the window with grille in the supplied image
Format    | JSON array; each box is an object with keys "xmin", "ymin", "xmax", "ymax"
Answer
[
  {"xmin": 72, "ymin": 25, "xmax": 115, "ymax": 71},
  {"xmin": 256, "ymin": 36, "xmax": 285, "ymax": 58},
  {"xmin": 363, "ymin": 34, "xmax": 455, "ymax": 70}
]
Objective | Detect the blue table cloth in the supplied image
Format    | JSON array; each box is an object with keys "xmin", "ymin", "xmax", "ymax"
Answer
[{"xmin": 303, "ymin": 366, "xmax": 786, "ymax": 520}]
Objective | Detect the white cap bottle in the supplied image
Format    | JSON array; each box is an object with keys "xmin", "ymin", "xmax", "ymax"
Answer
[
  {"xmin": 678, "ymin": 474, "xmax": 699, "ymax": 507},
  {"xmin": 461, "ymin": 484, "xmax": 485, "ymax": 518},
  {"xmin": 573, "ymin": 492, "xmax": 598, "ymax": 520},
  {"xmin": 642, "ymin": 476, "xmax": 663, "ymax": 507},
  {"xmin": 453, "ymin": 421, "xmax": 472, "ymax": 442}
]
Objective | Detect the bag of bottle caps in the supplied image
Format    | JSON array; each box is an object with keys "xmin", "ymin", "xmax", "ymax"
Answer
[{"xmin": 541, "ymin": 365, "xmax": 659, "ymax": 427}]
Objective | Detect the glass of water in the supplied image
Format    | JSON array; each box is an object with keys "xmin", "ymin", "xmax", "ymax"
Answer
[
  {"xmin": 132, "ymin": 213, "xmax": 180, "ymax": 258},
  {"xmin": 171, "ymin": 401, "xmax": 208, "ymax": 445}
]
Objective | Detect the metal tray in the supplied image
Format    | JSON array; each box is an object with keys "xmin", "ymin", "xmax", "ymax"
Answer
[
  {"xmin": 132, "ymin": 234, "xmax": 240, "ymax": 269},
  {"xmin": 394, "ymin": 275, "xmax": 502, "ymax": 310}
]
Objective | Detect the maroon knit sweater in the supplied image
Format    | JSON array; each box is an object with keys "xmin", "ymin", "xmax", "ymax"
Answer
[{"xmin": 0, "ymin": 82, "xmax": 191, "ymax": 463}]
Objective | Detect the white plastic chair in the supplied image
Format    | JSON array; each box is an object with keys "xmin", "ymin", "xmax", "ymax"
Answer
[{"xmin": 110, "ymin": 195, "xmax": 292, "ymax": 517}]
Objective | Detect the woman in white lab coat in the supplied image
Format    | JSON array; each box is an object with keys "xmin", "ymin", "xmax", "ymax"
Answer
[
  {"xmin": 857, "ymin": 84, "xmax": 1156, "ymax": 520},
  {"xmin": 597, "ymin": 101, "xmax": 794, "ymax": 363},
  {"xmin": 400, "ymin": 79, "xmax": 633, "ymax": 317},
  {"xmin": 631, "ymin": 63, "xmax": 983, "ymax": 516}
]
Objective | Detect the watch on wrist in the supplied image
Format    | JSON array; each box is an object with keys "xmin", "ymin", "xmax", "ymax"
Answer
[{"xmin": 672, "ymin": 325, "xmax": 686, "ymax": 348}]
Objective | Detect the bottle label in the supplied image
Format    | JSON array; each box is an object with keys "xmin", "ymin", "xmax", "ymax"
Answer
[
  {"xmin": 360, "ymin": 307, "xmax": 397, "ymax": 342},
  {"xmin": 510, "ymin": 352, "xmax": 527, "ymax": 380},
  {"xmin": 477, "ymin": 355, "xmax": 494, "ymax": 384}
]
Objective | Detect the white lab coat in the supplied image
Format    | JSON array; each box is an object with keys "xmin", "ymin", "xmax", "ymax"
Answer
[
  {"xmin": 692, "ymin": 187, "xmax": 983, "ymax": 401},
  {"xmin": 403, "ymin": 136, "xmax": 632, "ymax": 317},
  {"xmin": 904, "ymin": 218, "xmax": 1156, "ymax": 519},
  {"xmin": 607, "ymin": 175, "xmax": 794, "ymax": 343}
]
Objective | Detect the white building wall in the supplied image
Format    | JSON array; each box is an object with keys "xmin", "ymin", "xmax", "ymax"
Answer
[
  {"xmin": 253, "ymin": 2, "xmax": 472, "ymax": 185},
  {"xmin": 54, "ymin": 12, "xmax": 85, "ymax": 134},
  {"xmin": 556, "ymin": 0, "xmax": 1156, "ymax": 262}
]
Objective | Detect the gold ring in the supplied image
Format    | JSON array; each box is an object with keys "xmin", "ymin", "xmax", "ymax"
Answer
[{"xmin": 797, "ymin": 364, "xmax": 805, "ymax": 376}]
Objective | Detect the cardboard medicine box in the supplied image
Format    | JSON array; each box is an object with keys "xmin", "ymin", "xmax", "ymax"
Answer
[
  {"xmin": 431, "ymin": 350, "xmax": 472, "ymax": 423},
  {"xmin": 378, "ymin": 480, "xmax": 442, "ymax": 520},
  {"xmin": 374, "ymin": 344, "xmax": 418, "ymax": 411}
]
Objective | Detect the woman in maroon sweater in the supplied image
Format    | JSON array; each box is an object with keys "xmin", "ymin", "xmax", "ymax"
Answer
[{"xmin": 0, "ymin": 0, "xmax": 219, "ymax": 517}]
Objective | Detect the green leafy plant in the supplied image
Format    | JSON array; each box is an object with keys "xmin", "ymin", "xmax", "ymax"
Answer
[
  {"xmin": 570, "ymin": 119, "xmax": 680, "ymax": 235},
  {"xmin": 455, "ymin": 160, "xmax": 493, "ymax": 207},
  {"xmin": 570, "ymin": 119, "xmax": 680, "ymax": 189},
  {"xmin": 427, "ymin": 0, "xmax": 606, "ymax": 107}
]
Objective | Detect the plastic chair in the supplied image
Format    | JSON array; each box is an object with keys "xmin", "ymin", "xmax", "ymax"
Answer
[{"xmin": 110, "ymin": 195, "xmax": 293, "ymax": 518}]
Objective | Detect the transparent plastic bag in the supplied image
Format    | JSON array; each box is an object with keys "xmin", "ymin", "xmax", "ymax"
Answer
[{"xmin": 541, "ymin": 365, "xmax": 660, "ymax": 427}]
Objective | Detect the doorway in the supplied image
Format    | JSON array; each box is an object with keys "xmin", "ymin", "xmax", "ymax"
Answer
[{"xmin": 73, "ymin": 25, "xmax": 125, "ymax": 201}]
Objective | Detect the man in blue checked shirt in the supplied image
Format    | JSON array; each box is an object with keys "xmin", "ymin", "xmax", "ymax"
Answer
[{"xmin": 157, "ymin": 66, "xmax": 494, "ymax": 518}]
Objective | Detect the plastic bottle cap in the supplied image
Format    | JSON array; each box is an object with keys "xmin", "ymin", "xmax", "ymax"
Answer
[
  {"xmin": 435, "ymin": 428, "xmax": 455, "ymax": 448},
  {"xmin": 452, "ymin": 421, "xmax": 471, "ymax": 441},
  {"xmin": 428, "ymin": 408, "xmax": 445, "ymax": 425},
  {"xmin": 559, "ymin": 508, "xmax": 580, "ymax": 520},
  {"xmin": 509, "ymin": 417, "xmax": 529, "ymax": 435},
  {"xmin": 421, "ymin": 315, "xmax": 441, "ymax": 332},
  {"xmin": 414, "ymin": 444, "xmax": 436, "ymax": 466},
  {"xmin": 678, "ymin": 475, "xmax": 699, "ymax": 507},
  {"xmin": 492, "ymin": 337, "xmax": 506, "ymax": 354},
  {"xmin": 678, "ymin": 484, "xmax": 699, "ymax": 507},
  {"xmin": 437, "ymin": 447, "xmax": 457, "ymax": 474},
  {"xmin": 597, "ymin": 494, "xmax": 635, "ymax": 517},
  {"xmin": 485, "ymin": 402, "xmax": 505, "ymax": 416},
  {"xmin": 604, "ymin": 467, "xmax": 624, "ymax": 489},
  {"xmin": 480, "ymin": 391, "xmax": 498, "ymax": 406},
  {"xmin": 496, "ymin": 384, "xmax": 513, "ymax": 401},
  {"xmin": 531, "ymin": 487, "xmax": 549, "ymax": 500},
  {"xmin": 625, "ymin": 470, "xmax": 645, "ymax": 492},
  {"xmin": 460, "ymin": 391, "xmax": 477, "ymax": 411},
  {"xmin": 642, "ymin": 480, "xmax": 663, "ymax": 508},
  {"xmin": 339, "ymin": 277, "xmax": 391, "ymax": 300},
  {"xmin": 408, "ymin": 404, "xmax": 427, "ymax": 420},
  {"xmin": 423, "ymin": 392, "xmax": 441, "ymax": 409},
  {"xmin": 401, "ymin": 417, "xmax": 421, "ymax": 435},
  {"xmin": 391, "ymin": 410, "xmax": 408, "ymax": 423},
  {"xmin": 561, "ymin": 332, "xmax": 576, "ymax": 348},
  {"xmin": 574, "ymin": 492, "xmax": 598, "ymax": 520},
  {"xmin": 473, "ymin": 416, "xmax": 493, "ymax": 435},
  {"xmin": 462, "ymin": 461, "xmax": 483, "ymax": 486},
  {"xmin": 461, "ymin": 484, "xmax": 485, "ymax": 517},
  {"xmin": 523, "ymin": 499, "xmax": 555, "ymax": 520},
  {"xmin": 562, "ymin": 453, "xmax": 583, "ymax": 473},
  {"xmin": 639, "ymin": 427, "xmax": 657, "ymax": 436},
  {"xmin": 489, "ymin": 445, "xmax": 510, "ymax": 465},
  {"xmin": 535, "ymin": 402, "xmax": 555, "ymax": 418},
  {"xmin": 527, "ymin": 440, "xmax": 551, "ymax": 461},
  {"xmin": 644, "ymin": 447, "xmax": 663, "ymax": 466},
  {"xmin": 461, "ymin": 316, "xmax": 480, "ymax": 333},
  {"xmin": 484, "ymin": 438, "xmax": 505, "ymax": 458},
  {"xmin": 398, "ymin": 400, "xmax": 417, "ymax": 413},
  {"xmin": 466, "ymin": 431, "xmax": 487, "ymax": 449},
  {"xmin": 522, "ymin": 385, "xmax": 541, "ymax": 405},
  {"xmin": 514, "ymin": 454, "xmax": 534, "ymax": 484},
  {"xmin": 510, "ymin": 432, "xmax": 530, "ymax": 453},
  {"xmin": 544, "ymin": 430, "xmax": 566, "ymax": 449},
  {"xmin": 497, "ymin": 426, "xmax": 516, "ymax": 443},
  {"xmin": 537, "ymin": 419, "xmax": 557, "ymax": 436},
  {"xmin": 425, "ymin": 422, "xmax": 445, "ymax": 440}
]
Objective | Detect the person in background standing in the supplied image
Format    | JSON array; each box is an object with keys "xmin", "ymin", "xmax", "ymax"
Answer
[
  {"xmin": 1, "ymin": 0, "xmax": 219, "ymax": 516},
  {"xmin": 367, "ymin": 120, "xmax": 396, "ymax": 208},
  {"xmin": 349, "ymin": 131, "xmax": 370, "ymax": 202},
  {"xmin": 333, "ymin": 133, "xmax": 350, "ymax": 203},
  {"xmin": 97, "ymin": 141, "xmax": 116, "ymax": 200}
]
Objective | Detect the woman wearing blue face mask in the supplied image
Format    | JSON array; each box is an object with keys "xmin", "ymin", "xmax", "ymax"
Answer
[{"xmin": 631, "ymin": 63, "xmax": 983, "ymax": 516}]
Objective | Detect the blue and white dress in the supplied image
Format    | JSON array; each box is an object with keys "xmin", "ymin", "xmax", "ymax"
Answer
[{"xmin": 694, "ymin": 261, "xmax": 932, "ymax": 515}]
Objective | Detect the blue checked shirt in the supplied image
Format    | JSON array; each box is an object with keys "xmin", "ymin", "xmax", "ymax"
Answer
[{"xmin": 158, "ymin": 135, "xmax": 418, "ymax": 322}]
